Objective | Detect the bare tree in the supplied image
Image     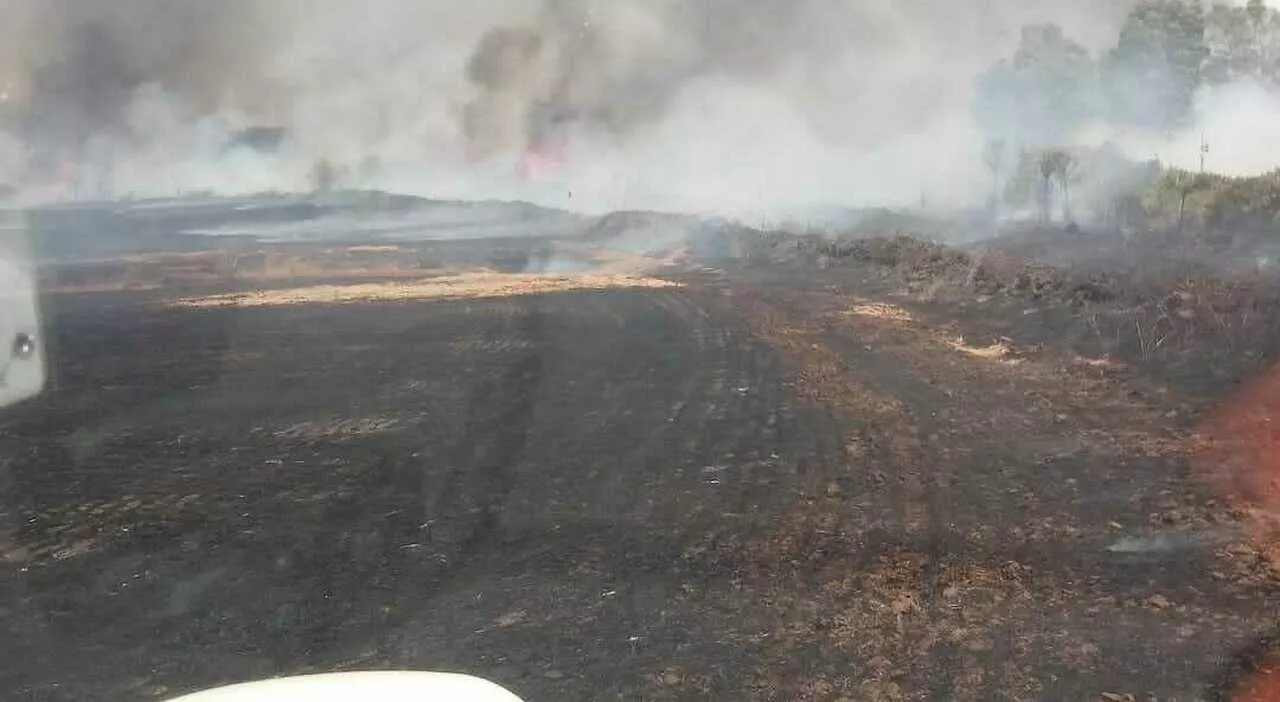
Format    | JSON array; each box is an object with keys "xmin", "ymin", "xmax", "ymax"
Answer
[
  {"xmin": 1171, "ymin": 169, "xmax": 1210, "ymax": 234},
  {"xmin": 983, "ymin": 138, "xmax": 1006, "ymax": 219},
  {"xmin": 1058, "ymin": 153, "xmax": 1079, "ymax": 223},
  {"xmin": 1037, "ymin": 149, "xmax": 1074, "ymax": 223},
  {"xmin": 983, "ymin": 138, "xmax": 1003, "ymax": 220}
]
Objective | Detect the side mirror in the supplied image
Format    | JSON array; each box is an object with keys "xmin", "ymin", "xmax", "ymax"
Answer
[{"xmin": 0, "ymin": 208, "xmax": 43, "ymax": 408}]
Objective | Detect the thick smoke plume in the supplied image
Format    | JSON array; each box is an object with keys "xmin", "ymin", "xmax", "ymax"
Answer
[{"xmin": 0, "ymin": 0, "xmax": 1169, "ymax": 216}]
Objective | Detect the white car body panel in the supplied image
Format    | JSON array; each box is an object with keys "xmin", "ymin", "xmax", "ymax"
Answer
[
  {"xmin": 0, "ymin": 209, "xmax": 43, "ymax": 408},
  {"xmin": 164, "ymin": 672, "xmax": 526, "ymax": 702}
]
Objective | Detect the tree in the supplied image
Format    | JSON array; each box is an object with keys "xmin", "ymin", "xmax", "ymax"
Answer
[
  {"xmin": 1245, "ymin": 0, "xmax": 1280, "ymax": 80},
  {"xmin": 1074, "ymin": 144, "xmax": 1163, "ymax": 232},
  {"xmin": 1037, "ymin": 149, "xmax": 1075, "ymax": 223},
  {"xmin": 983, "ymin": 138, "xmax": 1007, "ymax": 217},
  {"xmin": 1003, "ymin": 148, "xmax": 1075, "ymax": 223},
  {"xmin": 1170, "ymin": 169, "xmax": 1213, "ymax": 233},
  {"xmin": 1204, "ymin": 1, "xmax": 1280, "ymax": 84},
  {"xmin": 1059, "ymin": 154, "xmax": 1081, "ymax": 223},
  {"xmin": 1003, "ymin": 149, "xmax": 1041, "ymax": 214},
  {"xmin": 1204, "ymin": 3, "xmax": 1256, "ymax": 83},
  {"xmin": 1248, "ymin": 0, "xmax": 1268, "ymax": 68},
  {"xmin": 973, "ymin": 24, "xmax": 1097, "ymax": 146},
  {"xmin": 1101, "ymin": 1, "xmax": 1209, "ymax": 130}
]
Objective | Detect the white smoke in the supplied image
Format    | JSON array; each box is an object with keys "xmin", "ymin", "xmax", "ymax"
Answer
[
  {"xmin": 1119, "ymin": 78, "xmax": 1280, "ymax": 174},
  {"xmin": 0, "ymin": 0, "xmax": 1143, "ymax": 217}
]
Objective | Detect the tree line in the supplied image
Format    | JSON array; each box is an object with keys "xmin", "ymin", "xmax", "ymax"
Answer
[
  {"xmin": 975, "ymin": 0, "xmax": 1280, "ymax": 143},
  {"xmin": 974, "ymin": 1, "xmax": 1280, "ymax": 227}
]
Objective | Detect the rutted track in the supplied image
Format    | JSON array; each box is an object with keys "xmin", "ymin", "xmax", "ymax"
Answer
[
  {"xmin": 0, "ymin": 257, "xmax": 1276, "ymax": 700},
  {"xmin": 0, "ymin": 276, "xmax": 848, "ymax": 700},
  {"xmin": 704, "ymin": 265, "xmax": 1280, "ymax": 700}
]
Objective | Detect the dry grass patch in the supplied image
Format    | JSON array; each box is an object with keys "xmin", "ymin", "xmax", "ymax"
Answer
[
  {"xmin": 947, "ymin": 336, "xmax": 1018, "ymax": 362},
  {"xmin": 169, "ymin": 273, "xmax": 681, "ymax": 308},
  {"xmin": 843, "ymin": 302, "xmax": 916, "ymax": 324}
]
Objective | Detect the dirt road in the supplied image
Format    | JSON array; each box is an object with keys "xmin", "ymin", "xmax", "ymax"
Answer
[{"xmin": 0, "ymin": 248, "xmax": 1275, "ymax": 700}]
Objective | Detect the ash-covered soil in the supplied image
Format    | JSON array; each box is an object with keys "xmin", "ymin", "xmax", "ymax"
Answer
[{"xmin": 0, "ymin": 215, "xmax": 1277, "ymax": 701}]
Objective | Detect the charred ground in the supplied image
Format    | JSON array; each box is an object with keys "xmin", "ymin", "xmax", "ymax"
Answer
[{"xmin": 0, "ymin": 206, "xmax": 1278, "ymax": 700}]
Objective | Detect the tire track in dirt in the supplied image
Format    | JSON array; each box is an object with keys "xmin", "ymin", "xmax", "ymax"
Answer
[
  {"xmin": 425, "ymin": 299, "xmax": 546, "ymax": 563},
  {"xmin": 704, "ymin": 268, "xmax": 1280, "ymax": 701},
  {"xmin": 13, "ymin": 257, "xmax": 1277, "ymax": 700},
  {"xmin": 4, "ymin": 261, "xmax": 861, "ymax": 700},
  {"xmin": 362, "ymin": 286, "xmax": 849, "ymax": 700},
  {"xmin": 691, "ymin": 281, "xmax": 980, "ymax": 699},
  {"xmin": 715, "ymin": 286, "xmax": 932, "ymax": 537}
]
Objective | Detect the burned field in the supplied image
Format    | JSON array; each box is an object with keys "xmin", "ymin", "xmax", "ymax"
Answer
[{"xmin": 1, "ymin": 229, "xmax": 1278, "ymax": 701}]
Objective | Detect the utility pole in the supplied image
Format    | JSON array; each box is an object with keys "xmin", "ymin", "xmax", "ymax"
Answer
[{"xmin": 1200, "ymin": 134, "xmax": 1209, "ymax": 173}]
